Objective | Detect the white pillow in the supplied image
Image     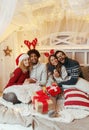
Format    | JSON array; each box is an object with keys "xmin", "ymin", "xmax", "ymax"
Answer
[
  {"xmin": 64, "ymin": 88, "xmax": 89, "ymax": 111},
  {"xmin": 63, "ymin": 78, "xmax": 89, "ymax": 94}
]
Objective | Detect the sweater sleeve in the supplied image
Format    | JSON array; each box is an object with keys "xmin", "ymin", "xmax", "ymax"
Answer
[
  {"xmin": 39, "ymin": 64, "xmax": 47, "ymax": 86},
  {"xmin": 5, "ymin": 68, "xmax": 22, "ymax": 88},
  {"xmin": 61, "ymin": 65, "xmax": 68, "ymax": 80},
  {"xmin": 58, "ymin": 63, "xmax": 81, "ymax": 86}
]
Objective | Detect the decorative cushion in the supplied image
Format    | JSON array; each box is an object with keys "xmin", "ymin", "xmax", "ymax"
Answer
[{"xmin": 64, "ymin": 88, "xmax": 89, "ymax": 111}]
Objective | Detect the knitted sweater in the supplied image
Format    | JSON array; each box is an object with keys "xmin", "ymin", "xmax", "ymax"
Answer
[
  {"xmin": 58, "ymin": 57, "xmax": 83, "ymax": 85},
  {"xmin": 5, "ymin": 67, "xmax": 29, "ymax": 88},
  {"xmin": 46, "ymin": 65, "xmax": 71, "ymax": 86},
  {"xmin": 30, "ymin": 62, "xmax": 47, "ymax": 86}
]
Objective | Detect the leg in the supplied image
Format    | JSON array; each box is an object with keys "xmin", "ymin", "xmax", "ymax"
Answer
[{"xmin": 3, "ymin": 92, "xmax": 21, "ymax": 104}]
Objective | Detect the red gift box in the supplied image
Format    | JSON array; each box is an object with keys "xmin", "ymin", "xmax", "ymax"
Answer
[
  {"xmin": 46, "ymin": 85, "xmax": 62, "ymax": 97},
  {"xmin": 32, "ymin": 90, "xmax": 53, "ymax": 113}
]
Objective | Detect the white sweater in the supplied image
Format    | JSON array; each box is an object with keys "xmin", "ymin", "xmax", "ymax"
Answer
[
  {"xmin": 46, "ymin": 65, "xmax": 71, "ymax": 86},
  {"xmin": 30, "ymin": 62, "xmax": 47, "ymax": 86}
]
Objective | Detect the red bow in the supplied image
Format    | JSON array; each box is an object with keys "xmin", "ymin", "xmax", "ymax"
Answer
[
  {"xmin": 44, "ymin": 49, "xmax": 54, "ymax": 57},
  {"xmin": 24, "ymin": 38, "xmax": 37, "ymax": 50}
]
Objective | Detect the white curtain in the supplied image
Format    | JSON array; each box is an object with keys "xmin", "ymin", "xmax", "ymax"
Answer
[{"xmin": 0, "ymin": 0, "xmax": 17, "ymax": 36}]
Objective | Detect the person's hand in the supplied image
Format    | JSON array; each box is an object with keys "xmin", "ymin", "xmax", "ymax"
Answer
[
  {"xmin": 23, "ymin": 78, "xmax": 30, "ymax": 84},
  {"xmin": 52, "ymin": 82, "xmax": 57, "ymax": 86},
  {"xmin": 28, "ymin": 78, "xmax": 37, "ymax": 83},
  {"xmin": 10, "ymin": 72, "xmax": 14, "ymax": 78},
  {"xmin": 53, "ymin": 69, "xmax": 60, "ymax": 78}
]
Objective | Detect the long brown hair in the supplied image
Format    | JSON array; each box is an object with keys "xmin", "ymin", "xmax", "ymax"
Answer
[{"xmin": 48, "ymin": 54, "xmax": 62, "ymax": 74}]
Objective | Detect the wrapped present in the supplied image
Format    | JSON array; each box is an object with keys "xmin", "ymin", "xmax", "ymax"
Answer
[
  {"xmin": 46, "ymin": 85, "xmax": 62, "ymax": 97},
  {"xmin": 32, "ymin": 90, "xmax": 54, "ymax": 113}
]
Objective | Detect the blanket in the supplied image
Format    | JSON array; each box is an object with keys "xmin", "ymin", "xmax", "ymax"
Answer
[
  {"xmin": 31, "ymin": 98, "xmax": 89, "ymax": 123},
  {"xmin": 3, "ymin": 84, "xmax": 41, "ymax": 103}
]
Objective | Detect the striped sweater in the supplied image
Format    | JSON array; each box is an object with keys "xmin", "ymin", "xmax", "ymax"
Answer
[{"xmin": 58, "ymin": 57, "xmax": 83, "ymax": 86}]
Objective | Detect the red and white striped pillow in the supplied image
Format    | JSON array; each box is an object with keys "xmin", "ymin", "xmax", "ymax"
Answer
[{"xmin": 64, "ymin": 88, "xmax": 89, "ymax": 111}]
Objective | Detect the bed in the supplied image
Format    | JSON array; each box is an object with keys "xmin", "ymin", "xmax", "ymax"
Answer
[
  {"xmin": 0, "ymin": 67, "xmax": 89, "ymax": 130},
  {"xmin": 31, "ymin": 88, "xmax": 89, "ymax": 130},
  {"xmin": 1, "ymin": 32, "xmax": 89, "ymax": 130}
]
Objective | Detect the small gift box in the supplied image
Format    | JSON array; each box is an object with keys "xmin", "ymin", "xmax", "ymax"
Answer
[
  {"xmin": 46, "ymin": 85, "xmax": 62, "ymax": 97},
  {"xmin": 32, "ymin": 90, "xmax": 53, "ymax": 113}
]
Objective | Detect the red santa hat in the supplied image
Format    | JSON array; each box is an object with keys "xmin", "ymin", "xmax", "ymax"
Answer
[{"xmin": 16, "ymin": 53, "xmax": 29, "ymax": 65}]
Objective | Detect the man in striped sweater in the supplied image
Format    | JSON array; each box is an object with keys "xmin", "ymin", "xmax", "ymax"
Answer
[{"xmin": 55, "ymin": 50, "xmax": 83, "ymax": 86}]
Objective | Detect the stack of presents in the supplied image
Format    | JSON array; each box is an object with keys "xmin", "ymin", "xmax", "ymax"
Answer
[{"xmin": 32, "ymin": 84, "xmax": 62, "ymax": 114}]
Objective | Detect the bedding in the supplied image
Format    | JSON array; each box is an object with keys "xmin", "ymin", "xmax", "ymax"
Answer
[
  {"xmin": 64, "ymin": 88, "xmax": 89, "ymax": 111},
  {"xmin": 0, "ymin": 124, "xmax": 32, "ymax": 130},
  {"xmin": 0, "ymin": 92, "xmax": 89, "ymax": 130},
  {"xmin": 0, "ymin": 97, "xmax": 33, "ymax": 127},
  {"xmin": 3, "ymin": 84, "xmax": 41, "ymax": 103},
  {"xmin": 63, "ymin": 77, "xmax": 89, "ymax": 94},
  {"xmin": 31, "ymin": 97, "xmax": 89, "ymax": 130},
  {"xmin": 32, "ymin": 115, "xmax": 89, "ymax": 130},
  {"xmin": 1, "ymin": 71, "xmax": 89, "ymax": 130}
]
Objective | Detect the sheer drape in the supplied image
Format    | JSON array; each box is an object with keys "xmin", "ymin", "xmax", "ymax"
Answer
[{"xmin": 0, "ymin": 0, "xmax": 17, "ymax": 35}]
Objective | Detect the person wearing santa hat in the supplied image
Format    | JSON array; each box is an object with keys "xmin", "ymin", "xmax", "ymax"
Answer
[
  {"xmin": 5, "ymin": 53, "xmax": 30, "ymax": 88},
  {"xmin": 3, "ymin": 53, "xmax": 30, "ymax": 104}
]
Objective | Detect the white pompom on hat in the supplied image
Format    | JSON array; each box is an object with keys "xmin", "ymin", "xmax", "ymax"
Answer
[{"xmin": 16, "ymin": 53, "xmax": 29, "ymax": 65}]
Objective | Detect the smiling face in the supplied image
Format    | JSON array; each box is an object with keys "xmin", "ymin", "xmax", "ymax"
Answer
[
  {"xmin": 22, "ymin": 58, "xmax": 29, "ymax": 67},
  {"xmin": 29, "ymin": 53, "xmax": 38, "ymax": 65},
  {"xmin": 56, "ymin": 52, "xmax": 66, "ymax": 64},
  {"xmin": 49, "ymin": 55, "xmax": 58, "ymax": 66}
]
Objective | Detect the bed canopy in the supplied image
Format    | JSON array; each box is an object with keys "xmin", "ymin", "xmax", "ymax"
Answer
[
  {"xmin": 0, "ymin": 0, "xmax": 89, "ymax": 91},
  {"xmin": 0, "ymin": 0, "xmax": 89, "ymax": 42}
]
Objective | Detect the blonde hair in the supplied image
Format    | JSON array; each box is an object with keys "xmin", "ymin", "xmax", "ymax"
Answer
[{"xmin": 19, "ymin": 60, "xmax": 29, "ymax": 73}]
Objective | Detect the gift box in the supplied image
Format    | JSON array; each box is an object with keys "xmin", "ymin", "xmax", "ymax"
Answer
[
  {"xmin": 32, "ymin": 90, "xmax": 54, "ymax": 113},
  {"xmin": 46, "ymin": 85, "xmax": 62, "ymax": 97}
]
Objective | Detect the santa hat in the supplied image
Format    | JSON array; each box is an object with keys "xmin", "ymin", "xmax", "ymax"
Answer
[{"xmin": 16, "ymin": 53, "xmax": 29, "ymax": 65}]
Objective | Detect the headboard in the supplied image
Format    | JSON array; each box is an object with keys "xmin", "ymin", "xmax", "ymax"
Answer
[{"xmin": 36, "ymin": 32, "xmax": 89, "ymax": 66}]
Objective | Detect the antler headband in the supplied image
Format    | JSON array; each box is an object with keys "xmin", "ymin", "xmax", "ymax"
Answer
[
  {"xmin": 24, "ymin": 38, "xmax": 38, "ymax": 50},
  {"xmin": 44, "ymin": 49, "xmax": 55, "ymax": 57}
]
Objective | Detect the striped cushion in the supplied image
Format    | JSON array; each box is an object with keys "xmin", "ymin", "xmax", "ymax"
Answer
[{"xmin": 64, "ymin": 88, "xmax": 89, "ymax": 111}]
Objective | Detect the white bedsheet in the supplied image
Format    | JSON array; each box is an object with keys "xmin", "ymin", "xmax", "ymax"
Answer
[
  {"xmin": 0, "ymin": 124, "xmax": 32, "ymax": 130},
  {"xmin": 0, "ymin": 94, "xmax": 89, "ymax": 128}
]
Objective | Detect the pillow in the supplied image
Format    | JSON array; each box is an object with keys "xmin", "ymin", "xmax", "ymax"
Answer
[
  {"xmin": 63, "ymin": 78, "xmax": 89, "ymax": 94},
  {"xmin": 81, "ymin": 66, "xmax": 89, "ymax": 81},
  {"xmin": 64, "ymin": 88, "xmax": 89, "ymax": 111}
]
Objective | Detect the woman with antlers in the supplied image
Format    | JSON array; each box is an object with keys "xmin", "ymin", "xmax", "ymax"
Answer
[{"xmin": 44, "ymin": 50, "xmax": 71, "ymax": 117}]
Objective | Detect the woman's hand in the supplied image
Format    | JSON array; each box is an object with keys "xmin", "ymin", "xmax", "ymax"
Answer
[{"xmin": 53, "ymin": 69, "xmax": 60, "ymax": 78}]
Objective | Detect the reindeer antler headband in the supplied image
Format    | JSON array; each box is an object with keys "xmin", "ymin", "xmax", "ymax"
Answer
[
  {"xmin": 24, "ymin": 38, "xmax": 38, "ymax": 50},
  {"xmin": 44, "ymin": 49, "xmax": 55, "ymax": 57}
]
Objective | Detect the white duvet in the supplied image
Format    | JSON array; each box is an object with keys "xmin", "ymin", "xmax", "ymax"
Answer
[
  {"xmin": 0, "ymin": 86, "xmax": 89, "ymax": 127},
  {"xmin": 3, "ymin": 84, "xmax": 41, "ymax": 103},
  {"xmin": 0, "ymin": 124, "xmax": 32, "ymax": 130}
]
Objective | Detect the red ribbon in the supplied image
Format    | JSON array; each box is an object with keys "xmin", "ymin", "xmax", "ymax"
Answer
[{"xmin": 32, "ymin": 91, "xmax": 50, "ymax": 113}]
